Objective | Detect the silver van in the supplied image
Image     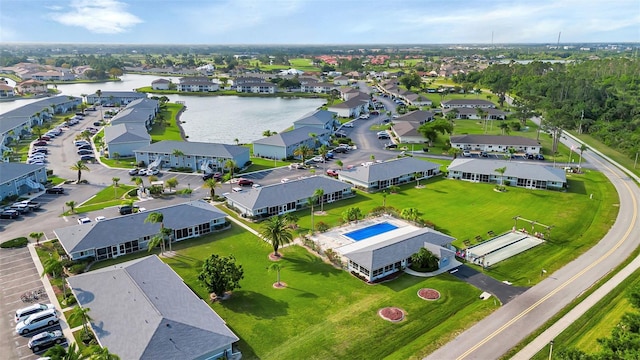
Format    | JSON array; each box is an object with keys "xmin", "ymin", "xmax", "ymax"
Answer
[
  {"xmin": 16, "ymin": 309, "xmax": 59, "ymax": 335},
  {"xmin": 15, "ymin": 303, "xmax": 55, "ymax": 323}
]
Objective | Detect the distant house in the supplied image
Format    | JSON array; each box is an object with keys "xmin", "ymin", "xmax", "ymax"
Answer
[
  {"xmin": 327, "ymin": 92, "xmax": 370, "ymax": 118},
  {"xmin": 391, "ymin": 122, "xmax": 424, "ymax": 144},
  {"xmin": 0, "ymin": 163, "xmax": 47, "ymax": 199},
  {"xmin": 15, "ymin": 80, "xmax": 47, "ymax": 94},
  {"xmin": 333, "ymin": 76, "xmax": 349, "ymax": 86},
  {"xmin": 293, "ymin": 109, "xmax": 337, "ymax": 131},
  {"xmin": 67, "ymin": 255, "xmax": 240, "ymax": 360},
  {"xmin": 225, "ymin": 176, "xmax": 354, "ymax": 218},
  {"xmin": 443, "ymin": 107, "xmax": 506, "ymax": 120},
  {"xmin": 104, "ymin": 123, "xmax": 151, "ymax": 157},
  {"xmin": 55, "ymin": 200, "xmax": 228, "ymax": 261},
  {"xmin": 450, "ymin": 134, "xmax": 542, "ymax": 155},
  {"xmin": 300, "ymin": 82, "xmax": 336, "ymax": 94},
  {"xmin": 31, "ymin": 70, "xmax": 75, "ymax": 81},
  {"xmin": 235, "ymin": 82, "xmax": 277, "ymax": 94},
  {"xmin": 176, "ymin": 77, "xmax": 219, "ymax": 92},
  {"xmin": 151, "ymin": 78, "xmax": 171, "ymax": 90},
  {"xmin": 447, "ymin": 158, "xmax": 567, "ymax": 190},
  {"xmin": 395, "ymin": 110, "xmax": 434, "ymax": 124},
  {"xmin": 253, "ymin": 126, "xmax": 331, "ymax": 160},
  {"xmin": 337, "ymin": 157, "xmax": 440, "ymax": 192},
  {"xmin": 0, "ymin": 84, "xmax": 15, "ymax": 98},
  {"xmin": 86, "ymin": 91, "xmax": 147, "ymax": 106},
  {"xmin": 441, "ymin": 99, "xmax": 496, "ymax": 109},
  {"xmin": 403, "ymin": 92, "xmax": 432, "ymax": 107},
  {"xmin": 134, "ymin": 140, "xmax": 250, "ymax": 172}
]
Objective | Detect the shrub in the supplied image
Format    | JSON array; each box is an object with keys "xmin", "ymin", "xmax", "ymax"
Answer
[
  {"xmin": 46, "ymin": 169, "xmax": 54, "ymax": 176},
  {"xmin": 148, "ymin": 185, "xmax": 163, "ymax": 195},
  {"xmin": 127, "ymin": 188, "xmax": 138, "ymax": 197},
  {"xmin": 315, "ymin": 221, "xmax": 329, "ymax": 233},
  {"xmin": 0, "ymin": 237, "xmax": 28, "ymax": 248},
  {"xmin": 68, "ymin": 263, "xmax": 86, "ymax": 275}
]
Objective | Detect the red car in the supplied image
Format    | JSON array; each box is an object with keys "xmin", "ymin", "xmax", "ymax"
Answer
[
  {"xmin": 39, "ymin": 136, "xmax": 51, "ymax": 141},
  {"xmin": 326, "ymin": 169, "xmax": 338, "ymax": 177},
  {"xmin": 33, "ymin": 141, "xmax": 48, "ymax": 146},
  {"xmin": 238, "ymin": 179, "xmax": 254, "ymax": 186}
]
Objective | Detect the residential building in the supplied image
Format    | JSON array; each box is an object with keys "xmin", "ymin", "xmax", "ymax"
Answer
[
  {"xmin": 450, "ymin": 134, "xmax": 542, "ymax": 155},
  {"xmin": 403, "ymin": 92, "xmax": 432, "ymax": 107},
  {"xmin": 300, "ymin": 82, "xmax": 336, "ymax": 94},
  {"xmin": 441, "ymin": 99, "xmax": 496, "ymax": 109},
  {"xmin": 337, "ymin": 157, "xmax": 440, "ymax": 192},
  {"xmin": 252, "ymin": 126, "xmax": 331, "ymax": 160},
  {"xmin": 395, "ymin": 110, "xmax": 434, "ymax": 124},
  {"xmin": 67, "ymin": 255, "xmax": 240, "ymax": 360},
  {"xmin": 54, "ymin": 200, "xmax": 228, "ymax": 261},
  {"xmin": 390, "ymin": 122, "xmax": 425, "ymax": 144},
  {"xmin": 225, "ymin": 176, "xmax": 354, "ymax": 218},
  {"xmin": 86, "ymin": 91, "xmax": 147, "ymax": 106},
  {"xmin": 333, "ymin": 76, "xmax": 349, "ymax": 86},
  {"xmin": 293, "ymin": 109, "xmax": 338, "ymax": 131},
  {"xmin": 235, "ymin": 82, "xmax": 277, "ymax": 94},
  {"xmin": 15, "ymin": 80, "xmax": 47, "ymax": 94},
  {"xmin": 134, "ymin": 140, "xmax": 250, "ymax": 172},
  {"xmin": 0, "ymin": 84, "xmax": 15, "ymax": 98},
  {"xmin": 31, "ymin": 71, "xmax": 75, "ymax": 81},
  {"xmin": 327, "ymin": 92, "xmax": 371, "ymax": 118},
  {"xmin": 447, "ymin": 158, "xmax": 567, "ymax": 190},
  {"xmin": 443, "ymin": 107, "xmax": 506, "ymax": 120},
  {"xmin": 176, "ymin": 77, "xmax": 219, "ymax": 92},
  {"xmin": 104, "ymin": 123, "xmax": 151, "ymax": 157},
  {"xmin": 151, "ymin": 78, "xmax": 171, "ymax": 90},
  {"xmin": 0, "ymin": 163, "xmax": 47, "ymax": 200},
  {"xmin": 337, "ymin": 220, "xmax": 455, "ymax": 282},
  {"xmin": 109, "ymin": 98, "xmax": 159, "ymax": 129}
]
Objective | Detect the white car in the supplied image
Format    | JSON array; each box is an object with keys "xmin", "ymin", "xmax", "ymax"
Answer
[
  {"xmin": 15, "ymin": 303, "xmax": 55, "ymax": 323},
  {"xmin": 95, "ymin": 216, "xmax": 106, "ymax": 222},
  {"xmin": 77, "ymin": 217, "xmax": 91, "ymax": 225},
  {"xmin": 281, "ymin": 178, "xmax": 290, "ymax": 183},
  {"xmin": 343, "ymin": 122, "xmax": 354, "ymax": 128},
  {"xmin": 15, "ymin": 309, "xmax": 59, "ymax": 335},
  {"xmin": 147, "ymin": 168, "xmax": 160, "ymax": 176},
  {"xmin": 311, "ymin": 156, "xmax": 324, "ymax": 163}
]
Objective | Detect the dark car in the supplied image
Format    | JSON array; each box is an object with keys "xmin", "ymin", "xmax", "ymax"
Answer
[
  {"xmin": 385, "ymin": 143, "xmax": 398, "ymax": 149},
  {"xmin": 535, "ymin": 154, "xmax": 545, "ymax": 160},
  {"xmin": 334, "ymin": 131, "xmax": 347, "ymax": 138},
  {"xmin": 238, "ymin": 179, "xmax": 254, "ymax": 186},
  {"xmin": 77, "ymin": 149, "xmax": 93, "ymax": 155},
  {"xmin": 203, "ymin": 172, "xmax": 222, "ymax": 181},
  {"xmin": 28, "ymin": 330, "xmax": 65, "ymax": 352},
  {"xmin": 378, "ymin": 134, "xmax": 390, "ymax": 140},
  {"xmin": 0, "ymin": 209, "xmax": 20, "ymax": 219},
  {"xmin": 333, "ymin": 147, "xmax": 347, "ymax": 153},
  {"xmin": 77, "ymin": 145, "xmax": 93, "ymax": 151},
  {"xmin": 118, "ymin": 205, "xmax": 134, "ymax": 215},
  {"xmin": 45, "ymin": 187, "xmax": 64, "ymax": 194},
  {"xmin": 33, "ymin": 141, "xmax": 48, "ymax": 146},
  {"xmin": 93, "ymin": 121, "xmax": 102, "ymax": 126},
  {"xmin": 80, "ymin": 155, "xmax": 95, "ymax": 161},
  {"xmin": 38, "ymin": 136, "xmax": 51, "ymax": 141}
]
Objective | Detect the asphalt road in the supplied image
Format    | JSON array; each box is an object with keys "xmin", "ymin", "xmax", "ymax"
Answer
[{"xmin": 426, "ymin": 134, "xmax": 640, "ymax": 359}]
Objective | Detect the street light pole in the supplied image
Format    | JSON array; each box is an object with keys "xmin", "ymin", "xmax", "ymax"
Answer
[{"xmin": 548, "ymin": 340, "xmax": 554, "ymax": 360}]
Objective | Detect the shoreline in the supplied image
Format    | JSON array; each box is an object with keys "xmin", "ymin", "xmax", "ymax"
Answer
[{"xmin": 174, "ymin": 104, "xmax": 188, "ymax": 141}]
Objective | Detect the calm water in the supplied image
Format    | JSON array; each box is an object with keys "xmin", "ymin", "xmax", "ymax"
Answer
[{"xmin": 0, "ymin": 74, "xmax": 325, "ymax": 144}]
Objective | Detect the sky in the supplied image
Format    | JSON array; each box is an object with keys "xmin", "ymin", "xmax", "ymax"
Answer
[{"xmin": 0, "ymin": 0, "xmax": 638, "ymax": 44}]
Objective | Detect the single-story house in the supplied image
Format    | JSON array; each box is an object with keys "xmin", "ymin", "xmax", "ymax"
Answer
[
  {"xmin": 391, "ymin": 121, "xmax": 425, "ymax": 144},
  {"xmin": 337, "ymin": 157, "xmax": 440, "ymax": 192},
  {"xmin": 450, "ymin": 134, "xmax": 542, "ymax": 155},
  {"xmin": 31, "ymin": 71, "xmax": 75, "ymax": 81},
  {"xmin": 253, "ymin": 126, "xmax": 331, "ymax": 160},
  {"xmin": 15, "ymin": 80, "xmax": 47, "ymax": 94},
  {"xmin": 395, "ymin": 110, "xmax": 434, "ymax": 124},
  {"xmin": 338, "ymin": 87, "xmax": 360, "ymax": 100},
  {"xmin": 447, "ymin": 158, "xmax": 567, "ymax": 190},
  {"xmin": 151, "ymin": 78, "xmax": 171, "ymax": 90},
  {"xmin": 0, "ymin": 163, "xmax": 47, "ymax": 200},
  {"xmin": 67, "ymin": 255, "xmax": 240, "ymax": 360},
  {"xmin": 176, "ymin": 77, "xmax": 219, "ymax": 92},
  {"xmin": 443, "ymin": 107, "xmax": 506, "ymax": 120},
  {"xmin": 225, "ymin": 175, "xmax": 354, "ymax": 218},
  {"xmin": 441, "ymin": 99, "xmax": 497, "ymax": 109},
  {"xmin": 0, "ymin": 83, "xmax": 15, "ymax": 98},
  {"xmin": 333, "ymin": 76, "xmax": 349, "ymax": 86},
  {"xmin": 133, "ymin": 140, "xmax": 250, "ymax": 172},
  {"xmin": 337, "ymin": 222, "xmax": 455, "ymax": 282},
  {"xmin": 86, "ymin": 91, "xmax": 147, "ymax": 106},
  {"xmin": 327, "ymin": 92, "xmax": 371, "ymax": 118},
  {"xmin": 54, "ymin": 200, "xmax": 228, "ymax": 261},
  {"xmin": 293, "ymin": 109, "xmax": 337, "ymax": 131},
  {"xmin": 403, "ymin": 92, "xmax": 432, "ymax": 107},
  {"xmin": 104, "ymin": 123, "xmax": 151, "ymax": 157}
]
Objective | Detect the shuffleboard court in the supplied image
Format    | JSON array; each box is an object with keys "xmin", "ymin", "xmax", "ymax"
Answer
[{"xmin": 465, "ymin": 231, "xmax": 545, "ymax": 267}]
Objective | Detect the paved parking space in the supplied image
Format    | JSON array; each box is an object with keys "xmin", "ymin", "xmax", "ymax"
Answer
[{"xmin": 0, "ymin": 247, "xmax": 59, "ymax": 360}]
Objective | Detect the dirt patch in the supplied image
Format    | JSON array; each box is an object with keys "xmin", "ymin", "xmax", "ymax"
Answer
[
  {"xmin": 272, "ymin": 282, "xmax": 287, "ymax": 289},
  {"xmin": 418, "ymin": 288, "xmax": 441, "ymax": 301},
  {"xmin": 268, "ymin": 252, "xmax": 282, "ymax": 261},
  {"xmin": 378, "ymin": 307, "xmax": 405, "ymax": 322}
]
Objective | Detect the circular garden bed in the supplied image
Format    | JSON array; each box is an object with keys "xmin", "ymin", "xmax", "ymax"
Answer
[
  {"xmin": 378, "ymin": 307, "xmax": 405, "ymax": 322},
  {"xmin": 418, "ymin": 288, "xmax": 441, "ymax": 301}
]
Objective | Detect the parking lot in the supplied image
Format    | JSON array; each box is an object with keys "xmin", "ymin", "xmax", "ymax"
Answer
[{"xmin": 0, "ymin": 247, "xmax": 64, "ymax": 359}]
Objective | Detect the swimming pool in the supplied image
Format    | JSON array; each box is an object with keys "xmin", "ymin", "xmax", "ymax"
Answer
[{"xmin": 344, "ymin": 222, "xmax": 399, "ymax": 241}]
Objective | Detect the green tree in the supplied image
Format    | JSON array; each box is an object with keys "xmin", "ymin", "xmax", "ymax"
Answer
[
  {"xmin": 293, "ymin": 144, "xmax": 313, "ymax": 164},
  {"xmin": 317, "ymin": 145, "xmax": 329, "ymax": 162},
  {"xmin": 198, "ymin": 253, "xmax": 244, "ymax": 300},
  {"xmin": 260, "ymin": 215, "xmax": 294, "ymax": 257},
  {"xmin": 342, "ymin": 207, "xmax": 362, "ymax": 224},
  {"xmin": 145, "ymin": 212, "xmax": 172, "ymax": 253},
  {"xmin": 399, "ymin": 72, "xmax": 422, "ymax": 91},
  {"xmin": 499, "ymin": 121, "xmax": 510, "ymax": 134},
  {"xmin": 268, "ymin": 263, "xmax": 284, "ymax": 287},
  {"xmin": 86, "ymin": 345, "xmax": 120, "ymax": 360},
  {"xmin": 66, "ymin": 200, "xmax": 77, "ymax": 213},
  {"xmin": 172, "ymin": 149, "xmax": 185, "ymax": 168},
  {"xmin": 69, "ymin": 306, "xmax": 93, "ymax": 337},
  {"xmin": 335, "ymin": 159, "xmax": 343, "ymax": 170},
  {"xmin": 29, "ymin": 232, "xmax": 44, "ymax": 246},
  {"xmin": 411, "ymin": 248, "xmax": 439, "ymax": 271},
  {"xmin": 578, "ymin": 143, "xmax": 588, "ymax": 168},
  {"xmin": 131, "ymin": 176, "xmax": 144, "ymax": 191},
  {"xmin": 44, "ymin": 343, "xmax": 87, "ymax": 360},
  {"xmin": 203, "ymin": 178, "xmax": 220, "ymax": 199},
  {"xmin": 224, "ymin": 159, "xmax": 237, "ymax": 189},
  {"xmin": 70, "ymin": 160, "xmax": 90, "ymax": 183},
  {"xmin": 112, "ymin": 152, "xmax": 120, "ymax": 162},
  {"xmin": 495, "ymin": 166, "xmax": 507, "ymax": 186},
  {"xmin": 165, "ymin": 177, "xmax": 178, "ymax": 191},
  {"xmin": 111, "ymin": 177, "xmax": 120, "ymax": 187},
  {"xmin": 401, "ymin": 207, "xmax": 420, "ymax": 222},
  {"xmin": 314, "ymin": 188, "xmax": 325, "ymax": 212},
  {"xmin": 418, "ymin": 119, "xmax": 453, "ymax": 146},
  {"xmin": 448, "ymin": 147, "xmax": 462, "ymax": 159}
]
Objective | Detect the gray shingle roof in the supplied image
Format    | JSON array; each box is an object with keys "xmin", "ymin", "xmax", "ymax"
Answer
[
  {"xmin": 54, "ymin": 200, "xmax": 226, "ymax": 254},
  {"xmin": 391, "ymin": 121, "xmax": 421, "ymax": 137},
  {"xmin": 328, "ymin": 92, "xmax": 369, "ymax": 109},
  {"xmin": 448, "ymin": 158, "xmax": 567, "ymax": 182},
  {"xmin": 441, "ymin": 99, "xmax": 496, "ymax": 107},
  {"xmin": 88, "ymin": 91, "xmax": 146, "ymax": 99},
  {"xmin": 104, "ymin": 123, "xmax": 151, "ymax": 144},
  {"xmin": 339, "ymin": 157, "xmax": 439, "ymax": 184},
  {"xmin": 67, "ymin": 255, "xmax": 238, "ymax": 360},
  {"xmin": 450, "ymin": 135, "xmax": 540, "ymax": 147},
  {"xmin": 395, "ymin": 110, "xmax": 433, "ymax": 123},
  {"xmin": 340, "ymin": 227, "xmax": 454, "ymax": 270},
  {"xmin": 293, "ymin": 110, "xmax": 336, "ymax": 126},
  {"xmin": 134, "ymin": 140, "xmax": 249, "ymax": 158},
  {"xmin": 0, "ymin": 96, "xmax": 80, "ymax": 134},
  {"xmin": 110, "ymin": 107, "xmax": 155, "ymax": 125},
  {"xmin": 0, "ymin": 162, "xmax": 45, "ymax": 183},
  {"xmin": 224, "ymin": 175, "xmax": 352, "ymax": 211},
  {"xmin": 253, "ymin": 126, "xmax": 330, "ymax": 147}
]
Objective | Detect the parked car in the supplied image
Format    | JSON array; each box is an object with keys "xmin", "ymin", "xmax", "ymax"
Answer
[
  {"xmin": 311, "ymin": 156, "xmax": 324, "ymax": 163},
  {"xmin": 10, "ymin": 203, "xmax": 31, "ymax": 213},
  {"xmin": 77, "ymin": 217, "xmax": 91, "ymax": 225},
  {"xmin": 147, "ymin": 168, "xmax": 159, "ymax": 176},
  {"xmin": 15, "ymin": 309, "xmax": 58, "ymax": 335},
  {"xmin": 481, "ymin": 151, "xmax": 488, "ymax": 157},
  {"xmin": 27, "ymin": 159, "xmax": 45, "ymax": 165},
  {"xmin": 118, "ymin": 205, "xmax": 134, "ymax": 215},
  {"xmin": 128, "ymin": 168, "xmax": 140, "ymax": 176},
  {"xmin": 86, "ymin": 107, "xmax": 96, "ymax": 111},
  {"xmin": 332, "ymin": 147, "xmax": 347, "ymax": 154},
  {"xmin": 74, "ymin": 140, "xmax": 90, "ymax": 147},
  {"xmin": 28, "ymin": 330, "xmax": 65, "ymax": 353},
  {"xmin": 77, "ymin": 149, "xmax": 93, "ymax": 155},
  {"xmin": 32, "ymin": 148, "xmax": 48, "ymax": 154},
  {"xmin": 77, "ymin": 145, "xmax": 93, "ymax": 151},
  {"xmin": 289, "ymin": 163, "xmax": 305, "ymax": 170},
  {"xmin": 15, "ymin": 303, "xmax": 55, "ymax": 323},
  {"xmin": 238, "ymin": 179, "xmax": 254, "ymax": 186},
  {"xmin": 95, "ymin": 216, "xmax": 106, "ymax": 222},
  {"xmin": 33, "ymin": 141, "xmax": 48, "ymax": 146},
  {"xmin": 0, "ymin": 209, "xmax": 20, "ymax": 219},
  {"xmin": 377, "ymin": 134, "xmax": 390, "ymax": 140},
  {"xmin": 18, "ymin": 200, "xmax": 41, "ymax": 210},
  {"xmin": 45, "ymin": 186, "xmax": 64, "ymax": 194},
  {"xmin": 334, "ymin": 131, "xmax": 347, "ymax": 138},
  {"xmin": 385, "ymin": 143, "xmax": 398, "ymax": 149},
  {"xmin": 80, "ymin": 155, "xmax": 95, "ymax": 161},
  {"xmin": 343, "ymin": 122, "xmax": 354, "ymax": 128},
  {"xmin": 326, "ymin": 169, "xmax": 338, "ymax": 177},
  {"xmin": 203, "ymin": 172, "xmax": 222, "ymax": 181},
  {"xmin": 535, "ymin": 154, "xmax": 545, "ymax": 160},
  {"xmin": 38, "ymin": 136, "xmax": 51, "ymax": 141},
  {"xmin": 462, "ymin": 150, "xmax": 472, "ymax": 157},
  {"xmin": 325, "ymin": 151, "xmax": 334, "ymax": 159},
  {"xmin": 93, "ymin": 121, "xmax": 102, "ymax": 127}
]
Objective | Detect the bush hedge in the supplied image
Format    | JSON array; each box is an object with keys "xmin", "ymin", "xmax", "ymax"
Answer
[{"xmin": 0, "ymin": 237, "xmax": 28, "ymax": 248}]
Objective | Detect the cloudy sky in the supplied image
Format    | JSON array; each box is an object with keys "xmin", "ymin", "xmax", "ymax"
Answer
[{"xmin": 1, "ymin": 0, "xmax": 638, "ymax": 44}]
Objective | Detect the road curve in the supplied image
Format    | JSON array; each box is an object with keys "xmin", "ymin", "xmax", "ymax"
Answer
[{"xmin": 426, "ymin": 136, "xmax": 640, "ymax": 359}]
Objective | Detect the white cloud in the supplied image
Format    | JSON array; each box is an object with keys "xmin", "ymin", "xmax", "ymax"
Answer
[{"xmin": 51, "ymin": 0, "xmax": 143, "ymax": 34}]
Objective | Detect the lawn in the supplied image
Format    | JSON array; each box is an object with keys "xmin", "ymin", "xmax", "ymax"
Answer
[
  {"xmin": 100, "ymin": 156, "xmax": 136, "ymax": 169},
  {"xmin": 68, "ymin": 185, "xmax": 135, "ymax": 214},
  {"xmin": 149, "ymin": 103, "xmax": 184, "ymax": 142},
  {"xmin": 159, "ymin": 225, "xmax": 497, "ymax": 360},
  {"xmin": 240, "ymin": 156, "xmax": 293, "ymax": 173}
]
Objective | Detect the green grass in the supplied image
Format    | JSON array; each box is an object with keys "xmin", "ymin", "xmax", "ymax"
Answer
[
  {"xmin": 0, "ymin": 237, "xmax": 28, "ymax": 248},
  {"xmin": 66, "ymin": 185, "xmax": 135, "ymax": 214},
  {"xmin": 241, "ymin": 157, "xmax": 293, "ymax": 173},
  {"xmin": 99, "ymin": 156, "xmax": 136, "ymax": 168},
  {"xmin": 149, "ymin": 103, "xmax": 185, "ymax": 142},
  {"xmin": 64, "ymin": 308, "xmax": 84, "ymax": 329},
  {"xmin": 567, "ymin": 131, "xmax": 640, "ymax": 178},
  {"xmin": 156, "ymin": 224, "xmax": 497, "ymax": 360},
  {"xmin": 49, "ymin": 176, "xmax": 66, "ymax": 185}
]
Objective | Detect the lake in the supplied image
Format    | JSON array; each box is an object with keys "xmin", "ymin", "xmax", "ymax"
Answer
[{"xmin": 0, "ymin": 74, "xmax": 326, "ymax": 144}]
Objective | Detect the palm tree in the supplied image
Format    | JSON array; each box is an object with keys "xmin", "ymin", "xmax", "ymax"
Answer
[
  {"xmin": 44, "ymin": 343, "xmax": 87, "ymax": 360},
  {"xmin": 41, "ymin": 257, "xmax": 68, "ymax": 298},
  {"xmin": 401, "ymin": 207, "xmax": 420, "ymax": 222},
  {"xmin": 68, "ymin": 306, "xmax": 93, "ymax": 337},
  {"xmin": 307, "ymin": 196, "xmax": 317, "ymax": 231},
  {"xmin": 293, "ymin": 144, "xmax": 313, "ymax": 164},
  {"xmin": 268, "ymin": 263, "xmax": 284, "ymax": 287},
  {"xmin": 96, "ymin": 89, "xmax": 103, "ymax": 121},
  {"xmin": 318, "ymin": 145, "xmax": 329, "ymax": 162},
  {"xmin": 203, "ymin": 178, "xmax": 221, "ymax": 199},
  {"xmin": 66, "ymin": 200, "xmax": 77, "ymax": 213},
  {"xmin": 131, "ymin": 176, "xmax": 145, "ymax": 191},
  {"xmin": 342, "ymin": 207, "xmax": 362, "ymax": 224},
  {"xmin": 336, "ymin": 159, "xmax": 344, "ymax": 170},
  {"xmin": 234, "ymin": 138, "xmax": 239, "ymax": 145},
  {"xmin": 87, "ymin": 345, "xmax": 120, "ymax": 360},
  {"xmin": 70, "ymin": 160, "xmax": 90, "ymax": 183},
  {"xmin": 495, "ymin": 166, "xmax": 507, "ymax": 186},
  {"xmin": 172, "ymin": 149, "xmax": 185, "ymax": 168},
  {"xmin": 145, "ymin": 212, "xmax": 171, "ymax": 253},
  {"xmin": 314, "ymin": 188, "xmax": 325, "ymax": 212},
  {"xmin": 476, "ymin": 108, "xmax": 488, "ymax": 132},
  {"xmin": 448, "ymin": 147, "xmax": 461, "ymax": 159},
  {"xmin": 259, "ymin": 215, "xmax": 294, "ymax": 258},
  {"xmin": 578, "ymin": 144, "xmax": 588, "ymax": 169},
  {"xmin": 224, "ymin": 159, "xmax": 237, "ymax": 188},
  {"xmin": 499, "ymin": 121, "xmax": 510, "ymax": 134},
  {"xmin": 112, "ymin": 177, "xmax": 120, "ymax": 187},
  {"xmin": 29, "ymin": 232, "xmax": 44, "ymax": 246}
]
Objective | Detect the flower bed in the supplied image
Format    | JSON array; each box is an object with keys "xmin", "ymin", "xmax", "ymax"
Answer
[
  {"xmin": 378, "ymin": 307, "xmax": 405, "ymax": 322},
  {"xmin": 418, "ymin": 288, "xmax": 441, "ymax": 301}
]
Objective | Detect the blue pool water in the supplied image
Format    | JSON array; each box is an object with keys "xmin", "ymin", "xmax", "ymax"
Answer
[{"xmin": 344, "ymin": 222, "xmax": 398, "ymax": 241}]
